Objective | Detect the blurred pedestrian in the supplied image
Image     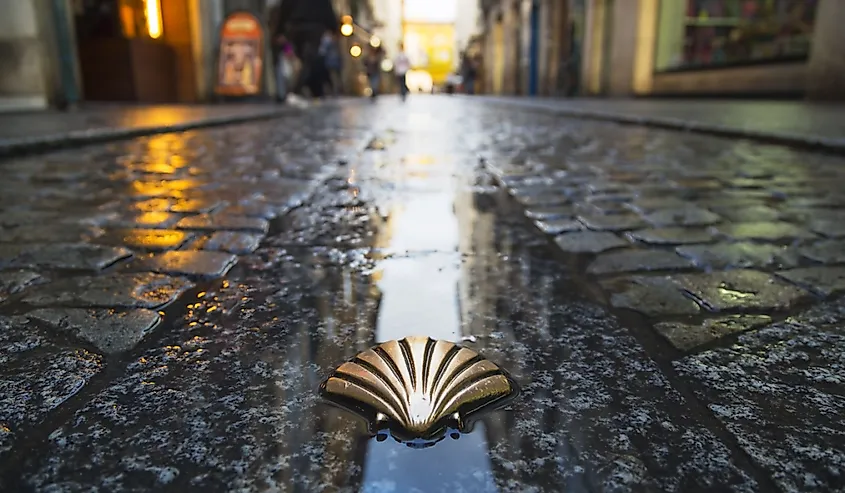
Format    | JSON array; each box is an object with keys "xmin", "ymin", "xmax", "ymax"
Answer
[
  {"xmin": 364, "ymin": 46, "xmax": 384, "ymax": 99},
  {"xmin": 393, "ymin": 42, "xmax": 411, "ymax": 101},
  {"xmin": 461, "ymin": 52, "xmax": 478, "ymax": 95},
  {"xmin": 320, "ymin": 30, "xmax": 342, "ymax": 96},
  {"xmin": 270, "ymin": 0, "xmax": 338, "ymax": 105}
]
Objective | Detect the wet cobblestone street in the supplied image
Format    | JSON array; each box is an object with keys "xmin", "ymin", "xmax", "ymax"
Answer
[{"xmin": 1, "ymin": 97, "xmax": 845, "ymax": 492}]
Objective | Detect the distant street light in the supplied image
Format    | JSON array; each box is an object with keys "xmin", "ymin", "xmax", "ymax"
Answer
[
  {"xmin": 370, "ymin": 36, "xmax": 381, "ymax": 48},
  {"xmin": 350, "ymin": 45, "xmax": 362, "ymax": 57},
  {"xmin": 340, "ymin": 23, "xmax": 353, "ymax": 37},
  {"xmin": 341, "ymin": 15, "xmax": 352, "ymax": 25},
  {"xmin": 380, "ymin": 59, "xmax": 393, "ymax": 72}
]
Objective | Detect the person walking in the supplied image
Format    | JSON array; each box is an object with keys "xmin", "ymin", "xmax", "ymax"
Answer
[
  {"xmin": 364, "ymin": 46, "xmax": 384, "ymax": 99},
  {"xmin": 270, "ymin": 0, "xmax": 338, "ymax": 105},
  {"xmin": 320, "ymin": 30, "xmax": 342, "ymax": 97},
  {"xmin": 461, "ymin": 52, "xmax": 478, "ymax": 95},
  {"xmin": 393, "ymin": 42, "xmax": 411, "ymax": 101}
]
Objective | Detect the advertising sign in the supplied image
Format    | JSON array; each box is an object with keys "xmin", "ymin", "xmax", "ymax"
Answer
[{"xmin": 215, "ymin": 12, "xmax": 264, "ymax": 97}]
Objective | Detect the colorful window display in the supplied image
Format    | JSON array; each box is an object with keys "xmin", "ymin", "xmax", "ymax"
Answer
[{"xmin": 654, "ymin": 0, "xmax": 817, "ymax": 71}]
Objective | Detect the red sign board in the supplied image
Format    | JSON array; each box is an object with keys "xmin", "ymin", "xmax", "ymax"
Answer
[{"xmin": 215, "ymin": 12, "xmax": 265, "ymax": 97}]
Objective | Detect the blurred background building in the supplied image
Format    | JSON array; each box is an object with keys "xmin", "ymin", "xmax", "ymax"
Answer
[
  {"xmin": 479, "ymin": 0, "xmax": 845, "ymax": 100},
  {"xmin": 1, "ymin": 0, "xmax": 841, "ymax": 112}
]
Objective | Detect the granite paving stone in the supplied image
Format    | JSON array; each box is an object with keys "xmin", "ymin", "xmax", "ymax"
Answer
[
  {"xmin": 676, "ymin": 242, "xmax": 801, "ymax": 270},
  {"xmin": 534, "ymin": 218, "xmax": 583, "ymax": 235},
  {"xmin": 644, "ymin": 207, "xmax": 722, "ymax": 227},
  {"xmin": 219, "ymin": 202, "xmax": 279, "ymax": 219},
  {"xmin": 673, "ymin": 270, "xmax": 811, "ymax": 312},
  {"xmin": 203, "ymin": 231, "xmax": 263, "ymax": 255},
  {"xmin": 175, "ymin": 214, "xmax": 269, "ymax": 234},
  {"xmin": 106, "ymin": 211, "xmax": 183, "ymax": 229},
  {"xmin": 587, "ymin": 249, "xmax": 695, "ymax": 275},
  {"xmin": 0, "ymin": 270, "xmax": 45, "ymax": 302},
  {"xmin": 168, "ymin": 198, "xmax": 225, "ymax": 214},
  {"xmin": 626, "ymin": 197, "xmax": 690, "ymax": 214},
  {"xmin": 675, "ymin": 300, "xmax": 845, "ymax": 493},
  {"xmin": 578, "ymin": 214, "xmax": 645, "ymax": 232},
  {"xmin": 777, "ymin": 267, "xmax": 845, "ymax": 297},
  {"xmin": 707, "ymin": 205, "xmax": 782, "ymax": 223},
  {"xmin": 807, "ymin": 220, "xmax": 845, "ymax": 239},
  {"xmin": 512, "ymin": 193, "xmax": 570, "ymax": 207},
  {"xmin": 715, "ymin": 222, "xmax": 816, "ymax": 243},
  {"xmin": 627, "ymin": 227, "xmax": 715, "ymax": 246},
  {"xmin": 21, "ymin": 272, "xmax": 194, "ymax": 309},
  {"xmin": 553, "ymin": 231, "xmax": 628, "ymax": 254},
  {"xmin": 524, "ymin": 205, "xmax": 575, "ymax": 220},
  {"xmin": 0, "ymin": 245, "xmax": 31, "ymax": 268},
  {"xmin": 0, "ymin": 314, "xmax": 102, "ymax": 459},
  {"xmin": 99, "ymin": 229, "xmax": 193, "ymax": 251},
  {"xmin": 12, "ymin": 243, "xmax": 132, "ymax": 271},
  {"xmin": 654, "ymin": 315, "xmax": 772, "ymax": 352},
  {"xmin": 0, "ymin": 225, "xmax": 104, "ymax": 243},
  {"xmin": 604, "ymin": 275, "xmax": 701, "ymax": 317},
  {"xmin": 135, "ymin": 251, "xmax": 238, "ymax": 278},
  {"xmin": 800, "ymin": 240, "xmax": 845, "ymax": 264},
  {"xmin": 28, "ymin": 308, "xmax": 161, "ymax": 354}
]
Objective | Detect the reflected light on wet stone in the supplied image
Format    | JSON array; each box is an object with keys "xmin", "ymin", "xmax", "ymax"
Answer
[{"xmin": 320, "ymin": 336, "xmax": 518, "ymax": 448}]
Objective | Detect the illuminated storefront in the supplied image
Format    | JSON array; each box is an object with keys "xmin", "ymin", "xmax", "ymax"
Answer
[
  {"xmin": 654, "ymin": 0, "xmax": 817, "ymax": 72},
  {"xmin": 580, "ymin": 0, "xmax": 836, "ymax": 97}
]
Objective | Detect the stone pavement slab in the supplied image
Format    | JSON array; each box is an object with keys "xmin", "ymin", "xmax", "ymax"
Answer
[{"xmin": 675, "ymin": 300, "xmax": 845, "ymax": 492}]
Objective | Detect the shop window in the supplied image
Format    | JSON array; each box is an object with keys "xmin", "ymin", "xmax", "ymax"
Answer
[{"xmin": 654, "ymin": 0, "xmax": 817, "ymax": 72}]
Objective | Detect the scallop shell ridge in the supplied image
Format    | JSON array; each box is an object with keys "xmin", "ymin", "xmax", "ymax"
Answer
[{"xmin": 320, "ymin": 336, "xmax": 517, "ymax": 439}]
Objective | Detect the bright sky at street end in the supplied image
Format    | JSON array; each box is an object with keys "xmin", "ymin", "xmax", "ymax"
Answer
[{"xmin": 403, "ymin": 0, "xmax": 457, "ymax": 23}]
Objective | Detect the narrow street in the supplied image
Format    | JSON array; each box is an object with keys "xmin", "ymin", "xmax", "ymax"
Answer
[{"xmin": 1, "ymin": 96, "xmax": 844, "ymax": 492}]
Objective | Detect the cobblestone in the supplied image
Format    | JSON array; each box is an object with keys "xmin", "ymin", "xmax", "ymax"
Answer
[
  {"xmin": 654, "ymin": 315, "xmax": 772, "ymax": 351},
  {"xmin": 644, "ymin": 207, "xmax": 722, "ymax": 228},
  {"xmin": 674, "ymin": 270, "xmax": 811, "ymax": 312},
  {"xmin": 578, "ymin": 213, "xmax": 645, "ymax": 232},
  {"xmin": 715, "ymin": 222, "xmax": 816, "ymax": 242},
  {"xmin": 28, "ymin": 308, "xmax": 161, "ymax": 354},
  {"xmin": 799, "ymin": 240, "xmax": 845, "ymax": 264},
  {"xmin": 524, "ymin": 205, "xmax": 575, "ymax": 220},
  {"xmin": 22, "ymin": 272, "xmax": 194, "ymax": 309},
  {"xmin": 0, "ymin": 270, "xmax": 44, "ymax": 302},
  {"xmin": 777, "ymin": 267, "xmax": 845, "ymax": 297},
  {"xmin": 627, "ymin": 227, "xmax": 715, "ymax": 246},
  {"xmin": 605, "ymin": 276, "xmax": 702, "ymax": 317},
  {"xmin": 12, "ymin": 243, "xmax": 132, "ymax": 271},
  {"xmin": 587, "ymin": 249, "xmax": 695, "ymax": 275},
  {"xmin": 175, "ymin": 214, "xmax": 270, "ymax": 234},
  {"xmin": 203, "ymin": 231, "xmax": 263, "ymax": 255},
  {"xmin": 553, "ymin": 231, "xmax": 628, "ymax": 254},
  {"xmin": 135, "ymin": 251, "xmax": 238, "ymax": 278},
  {"xmin": 98, "ymin": 229, "xmax": 192, "ymax": 251},
  {"xmin": 676, "ymin": 242, "xmax": 801, "ymax": 270},
  {"xmin": 534, "ymin": 218, "xmax": 583, "ymax": 235}
]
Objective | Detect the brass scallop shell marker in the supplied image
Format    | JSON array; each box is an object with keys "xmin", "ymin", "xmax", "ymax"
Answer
[{"xmin": 320, "ymin": 336, "xmax": 518, "ymax": 446}]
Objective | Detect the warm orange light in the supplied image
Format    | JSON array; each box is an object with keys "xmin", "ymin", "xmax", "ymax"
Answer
[
  {"xmin": 341, "ymin": 15, "xmax": 353, "ymax": 25},
  {"xmin": 350, "ymin": 45, "xmax": 362, "ymax": 57},
  {"xmin": 145, "ymin": 0, "xmax": 162, "ymax": 39},
  {"xmin": 340, "ymin": 23, "xmax": 353, "ymax": 37}
]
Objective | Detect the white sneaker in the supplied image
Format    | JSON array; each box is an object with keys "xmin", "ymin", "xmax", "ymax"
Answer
[{"xmin": 286, "ymin": 93, "xmax": 309, "ymax": 109}]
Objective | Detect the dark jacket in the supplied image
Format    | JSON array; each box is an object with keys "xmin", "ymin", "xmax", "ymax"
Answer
[{"xmin": 271, "ymin": 0, "xmax": 338, "ymax": 37}]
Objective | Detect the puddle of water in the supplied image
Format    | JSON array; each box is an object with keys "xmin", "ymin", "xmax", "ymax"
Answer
[{"xmin": 358, "ymin": 147, "xmax": 499, "ymax": 490}]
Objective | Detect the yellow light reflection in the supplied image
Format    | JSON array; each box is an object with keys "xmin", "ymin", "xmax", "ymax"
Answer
[
  {"xmin": 145, "ymin": 0, "xmax": 163, "ymax": 39},
  {"xmin": 341, "ymin": 23, "xmax": 353, "ymax": 37}
]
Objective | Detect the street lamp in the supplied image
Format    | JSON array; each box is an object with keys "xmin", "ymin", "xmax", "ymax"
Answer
[
  {"xmin": 370, "ymin": 36, "xmax": 381, "ymax": 48},
  {"xmin": 350, "ymin": 45, "xmax": 362, "ymax": 57},
  {"xmin": 340, "ymin": 23, "xmax": 353, "ymax": 37}
]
